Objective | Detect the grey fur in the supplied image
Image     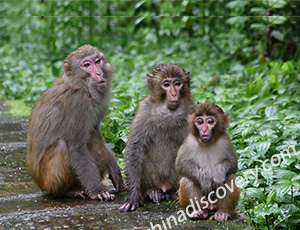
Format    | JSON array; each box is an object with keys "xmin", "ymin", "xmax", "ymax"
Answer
[
  {"xmin": 176, "ymin": 133, "xmax": 238, "ymax": 193},
  {"xmin": 123, "ymin": 94, "xmax": 195, "ymax": 207},
  {"xmin": 26, "ymin": 47, "xmax": 124, "ymax": 198}
]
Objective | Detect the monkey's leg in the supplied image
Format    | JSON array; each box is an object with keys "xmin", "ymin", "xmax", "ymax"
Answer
[
  {"xmin": 209, "ymin": 174, "xmax": 240, "ymax": 222},
  {"xmin": 179, "ymin": 177, "xmax": 209, "ymax": 220},
  {"xmin": 105, "ymin": 143, "xmax": 125, "ymax": 193},
  {"xmin": 86, "ymin": 129, "xmax": 115, "ymax": 201},
  {"xmin": 146, "ymin": 188, "xmax": 166, "ymax": 203},
  {"xmin": 38, "ymin": 139, "xmax": 74, "ymax": 197}
]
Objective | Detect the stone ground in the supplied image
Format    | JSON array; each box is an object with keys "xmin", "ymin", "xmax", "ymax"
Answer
[{"xmin": 0, "ymin": 99, "xmax": 251, "ymax": 229}]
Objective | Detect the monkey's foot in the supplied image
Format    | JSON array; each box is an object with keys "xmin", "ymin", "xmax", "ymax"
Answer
[
  {"xmin": 147, "ymin": 189, "xmax": 165, "ymax": 204},
  {"xmin": 119, "ymin": 202, "xmax": 140, "ymax": 212},
  {"xmin": 89, "ymin": 191, "xmax": 115, "ymax": 201},
  {"xmin": 209, "ymin": 211, "xmax": 230, "ymax": 222},
  {"xmin": 114, "ymin": 182, "xmax": 126, "ymax": 193},
  {"xmin": 190, "ymin": 210, "xmax": 209, "ymax": 220},
  {"xmin": 66, "ymin": 190, "xmax": 87, "ymax": 199}
]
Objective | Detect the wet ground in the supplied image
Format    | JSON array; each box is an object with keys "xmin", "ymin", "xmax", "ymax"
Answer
[{"xmin": 0, "ymin": 99, "xmax": 251, "ymax": 229}]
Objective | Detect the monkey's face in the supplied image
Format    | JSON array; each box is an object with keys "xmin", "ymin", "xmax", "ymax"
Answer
[
  {"xmin": 160, "ymin": 78, "xmax": 183, "ymax": 110},
  {"xmin": 80, "ymin": 53, "xmax": 106, "ymax": 88},
  {"xmin": 194, "ymin": 115, "xmax": 216, "ymax": 143}
]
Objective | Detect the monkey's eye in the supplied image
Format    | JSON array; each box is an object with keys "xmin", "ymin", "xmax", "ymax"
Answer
[
  {"xmin": 196, "ymin": 119, "xmax": 203, "ymax": 125},
  {"xmin": 83, "ymin": 63, "xmax": 90, "ymax": 68},
  {"xmin": 207, "ymin": 118, "xmax": 215, "ymax": 124},
  {"xmin": 95, "ymin": 59, "xmax": 101, "ymax": 64},
  {"xmin": 174, "ymin": 81, "xmax": 182, "ymax": 87},
  {"xmin": 163, "ymin": 82, "xmax": 171, "ymax": 87}
]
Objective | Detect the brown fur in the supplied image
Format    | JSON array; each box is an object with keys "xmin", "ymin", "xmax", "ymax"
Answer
[
  {"xmin": 26, "ymin": 45, "xmax": 124, "ymax": 199},
  {"xmin": 120, "ymin": 63, "xmax": 195, "ymax": 212},
  {"xmin": 179, "ymin": 174, "xmax": 240, "ymax": 216},
  {"xmin": 176, "ymin": 103, "xmax": 240, "ymax": 221},
  {"xmin": 189, "ymin": 103, "xmax": 228, "ymax": 145}
]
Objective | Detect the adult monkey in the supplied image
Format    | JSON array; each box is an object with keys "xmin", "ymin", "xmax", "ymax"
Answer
[
  {"xmin": 176, "ymin": 103, "xmax": 240, "ymax": 221},
  {"xmin": 26, "ymin": 45, "xmax": 124, "ymax": 200},
  {"xmin": 120, "ymin": 63, "xmax": 195, "ymax": 212}
]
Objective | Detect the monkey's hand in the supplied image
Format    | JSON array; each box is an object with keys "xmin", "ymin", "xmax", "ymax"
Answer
[
  {"xmin": 211, "ymin": 175, "xmax": 226, "ymax": 190},
  {"xmin": 89, "ymin": 191, "xmax": 115, "ymax": 201},
  {"xmin": 119, "ymin": 193, "xmax": 144, "ymax": 212},
  {"xmin": 209, "ymin": 211, "xmax": 230, "ymax": 222},
  {"xmin": 114, "ymin": 182, "xmax": 126, "ymax": 193},
  {"xmin": 198, "ymin": 168, "xmax": 212, "ymax": 195},
  {"xmin": 119, "ymin": 201, "xmax": 140, "ymax": 212},
  {"xmin": 211, "ymin": 164, "xmax": 226, "ymax": 189}
]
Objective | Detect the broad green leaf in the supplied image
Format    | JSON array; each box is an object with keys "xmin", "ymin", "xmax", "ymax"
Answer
[
  {"xmin": 265, "ymin": 105, "xmax": 278, "ymax": 118},
  {"xmin": 249, "ymin": 141, "xmax": 271, "ymax": 155},
  {"xmin": 250, "ymin": 7, "xmax": 266, "ymax": 15},
  {"xmin": 266, "ymin": 190, "xmax": 276, "ymax": 205},
  {"xmin": 267, "ymin": 0, "xmax": 287, "ymax": 8},
  {"xmin": 243, "ymin": 188, "xmax": 265, "ymax": 202},
  {"xmin": 271, "ymin": 30, "xmax": 284, "ymax": 41},
  {"xmin": 227, "ymin": 1, "xmax": 248, "ymax": 9},
  {"xmin": 250, "ymin": 23, "xmax": 266, "ymax": 30},
  {"xmin": 264, "ymin": 16, "xmax": 287, "ymax": 25}
]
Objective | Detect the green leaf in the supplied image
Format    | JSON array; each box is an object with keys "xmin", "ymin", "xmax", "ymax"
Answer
[
  {"xmin": 266, "ymin": 190, "xmax": 276, "ymax": 205},
  {"xmin": 271, "ymin": 30, "xmax": 284, "ymax": 41},
  {"xmin": 267, "ymin": 0, "xmax": 287, "ymax": 9},
  {"xmin": 250, "ymin": 141, "xmax": 271, "ymax": 155},
  {"xmin": 227, "ymin": 1, "xmax": 248, "ymax": 9},
  {"xmin": 291, "ymin": 175, "xmax": 300, "ymax": 183},
  {"xmin": 250, "ymin": 7, "xmax": 266, "ymax": 15},
  {"xmin": 243, "ymin": 188, "xmax": 265, "ymax": 202},
  {"xmin": 265, "ymin": 105, "xmax": 278, "ymax": 118},
  {"xmin": 135, "ymin": 0, "xmax": 146, "ymax": 9},
  {"xmin": 280, "ymin": 204, "xmax": 299, "ymax": 215},
  {"xmin": 275, "ymin": 169, "xmax": 298, "ymax": 180},
  {"xmin": 250, "ymin": 23, "xmax": 266, "ymax": 30},
  {"xmin": 226, "ymin": 17, "xmax": 248, "ymax": 25},
  {"xmin": 264, "ymin": 16, "xmax": 287, "ymax": 25}
]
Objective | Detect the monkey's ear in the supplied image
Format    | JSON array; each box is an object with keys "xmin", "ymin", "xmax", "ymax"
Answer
[
  {"xmin": 63, "ymin": 60, "xmax": 70, "ymax": 75},
  {"xmin": 185, "ymin": 72, "xmax": 191, "ymax": 84},
  {"xmin": 224, "ymin": 113, "xmax": 230, "ymax": 128},
  {"xmin": 146, "ymin": 74, "xmax": 153, "ymax": 88}
]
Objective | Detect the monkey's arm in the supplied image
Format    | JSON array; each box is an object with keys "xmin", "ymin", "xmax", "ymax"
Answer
[
  {"xmin": 69, "ymin": 144, "xmax": 107, "ymax": 198},
  {"xmin": 105, "ymin": 143, "xmax": 125, "ymax": 192},
  {"xmin": 176, "ymin": 139, "xmax": 212, "ymax": 192},
  {"xmin": 120, "ymin": 101, "xmax": 151, "ymax": 212},
  {"xmin": 212, "ymin": 148, "xmax": 238, "ymax": 189}
]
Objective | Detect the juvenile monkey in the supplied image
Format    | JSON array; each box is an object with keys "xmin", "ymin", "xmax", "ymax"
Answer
[
  {"xmin": 120, "ymin": 63, "xmax": 195, "ymax": 212},
  {"xmin": 26, "ymin": 45, "xmax": 124, "ymax": 200},
  {"xmin": 176, "ymin": 103, "xmax": 240, "ymax": 221}
]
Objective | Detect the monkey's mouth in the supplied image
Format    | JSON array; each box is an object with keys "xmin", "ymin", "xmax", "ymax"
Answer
[
  {"xmin": 167, "ymin": 101, "xmax": 179, "ymax": 110},
  {"xmin": 97, "ymin": 80, "xmax": 106, "ymax": 86},
  {"xmin": 201, "ymin": 135, "xmax": 210, "ymax": 141}
]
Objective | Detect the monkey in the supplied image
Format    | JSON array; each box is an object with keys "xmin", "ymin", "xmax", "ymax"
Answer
[
  {"xmin": 175, "ymin": 103, "xmax": 240, "ymax": 221},
  {"xmin": 119, "ymin": 62, "xmax": 195, "ymax": 212},
  {"xmin": 26, "ymin": 45, "xmax": 124, "ymax": 201}
]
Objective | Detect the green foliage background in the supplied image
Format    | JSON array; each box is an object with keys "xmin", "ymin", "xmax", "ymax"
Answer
[{"xmin": 0, "ymin": 1, "xmax": 299, "ymax": 229}]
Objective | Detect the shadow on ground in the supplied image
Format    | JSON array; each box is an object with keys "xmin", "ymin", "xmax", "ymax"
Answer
[{"xmin": 0, "ymin": 99, "xmax": 251, "ymax": 229}]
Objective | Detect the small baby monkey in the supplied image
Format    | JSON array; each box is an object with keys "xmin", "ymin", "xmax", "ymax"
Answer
[{"xmin": 176, "ymin": 103, "xmax": 240, "ymax": 221}]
